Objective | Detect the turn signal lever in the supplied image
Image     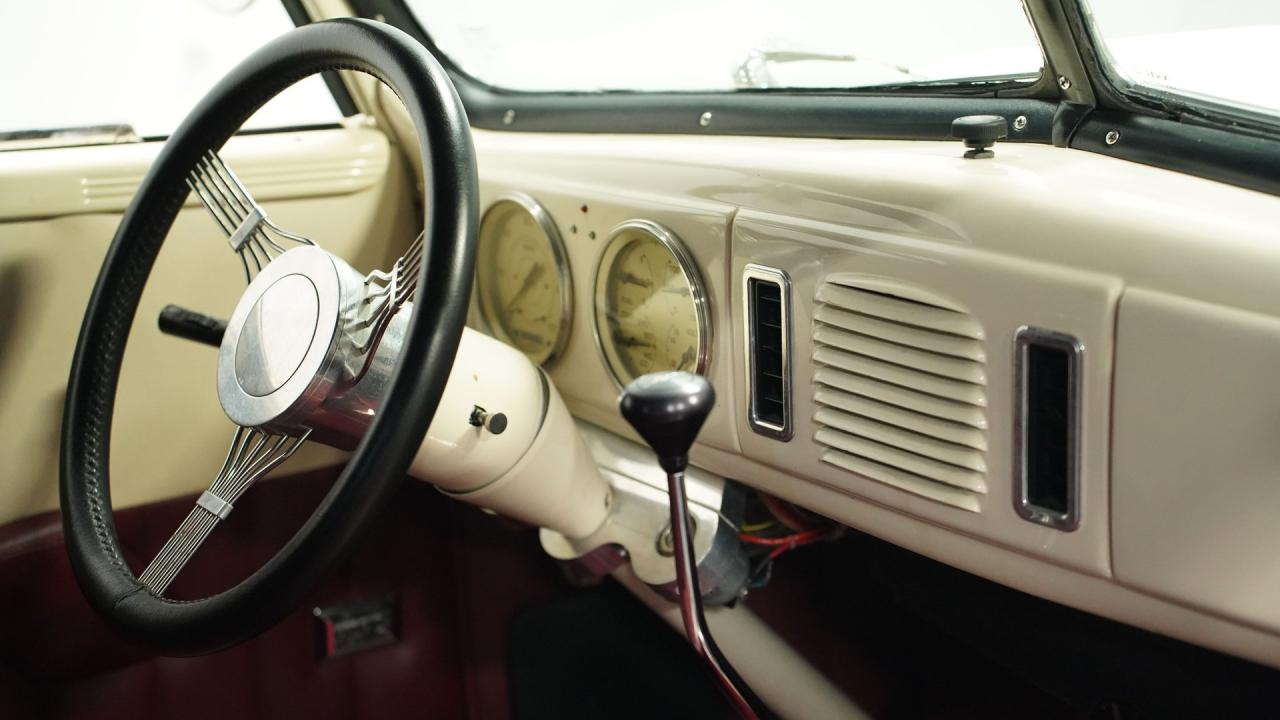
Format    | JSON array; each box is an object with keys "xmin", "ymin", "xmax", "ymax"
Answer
[
  {"xmin": 158, "ymin": 304, "xmax": 226, "ymax": 348},
  {"xmin": 620, "ymin": 372, "xmax": 771, "ymax": 720}
]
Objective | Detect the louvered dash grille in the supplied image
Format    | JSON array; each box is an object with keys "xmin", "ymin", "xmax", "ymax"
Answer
[{"xmin": 812, "ymin": 280, "xmax": 988, "ymax": 511}]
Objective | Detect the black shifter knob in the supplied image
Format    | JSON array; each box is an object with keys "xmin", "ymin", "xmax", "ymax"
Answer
[{"xmin": 619, "ymin": 371, "xmax": 715, "ymax": 474}]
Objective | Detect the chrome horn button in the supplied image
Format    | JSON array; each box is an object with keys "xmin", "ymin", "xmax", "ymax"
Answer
[
  {"xmin": 234, "ymin": 273, "xmax": 320, "ymax": 397},
  {"xmin": 217, "ymin": 245, "xmax": 360, "ymax": 430}
]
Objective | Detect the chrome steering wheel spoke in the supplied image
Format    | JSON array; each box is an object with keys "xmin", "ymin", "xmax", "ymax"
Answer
[
  {"xmin": 186, "ymin": 151, "xmax": 316, "ymax": 283},
  {"xmin": 341, "ymin": 230, "xmax": 424, "ymax": 378},
  {"xmin": 137, "ymin": 425, "xmax": 311, "ymax": 596}
]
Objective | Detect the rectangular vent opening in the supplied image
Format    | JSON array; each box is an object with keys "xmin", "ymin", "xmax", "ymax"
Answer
[
  {"xmin": 745, "ymin": 265, "xmax": 792, "ymax": 440},
  {"xmin": 1015, "ymin": 327, "xmax": 1081, "ymax": 531}
]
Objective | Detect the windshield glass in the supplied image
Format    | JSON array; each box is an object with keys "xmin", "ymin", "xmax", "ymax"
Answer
[
  {"xmin": 402, "ymin": 0, "xmax": 1043, "ymax": 92},
  {"xmin": 1082, "ymin": 0, "xmax": 1280, "ymax": 119}
]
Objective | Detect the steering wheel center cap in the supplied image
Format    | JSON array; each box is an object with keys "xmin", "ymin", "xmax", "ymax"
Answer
[
  {"xmin": 234, "ymin": 274, "xmax": 320, "ymax": 397},
  {"xmin": 216, "ymin": 245, "xmax": 357, "ymax": 429}
]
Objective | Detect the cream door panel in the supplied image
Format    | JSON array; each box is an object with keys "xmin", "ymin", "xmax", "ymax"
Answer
[
  {"xmin": 0, "ymin": 126, "xmax": 417, "ymax": 525},
  {"xmin": 1113, "ymin": 289, "xmax": 1280, "ymax": 632},
  {"xmin": 0, "ymin": 127, "xmax": 390, "ymax": 221}
]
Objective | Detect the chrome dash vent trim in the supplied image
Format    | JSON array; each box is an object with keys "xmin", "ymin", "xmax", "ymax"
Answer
[
  {"xmin": 1014, "ymin": 326, "xmax": 1083, "ymax": 532},
  {"xmin": 812, "ymin": 277, "xmax": 988, "ymax": 512},
  {"xmin": 744, "ymin": 264, "xmax": 793, "ymax": 440}
]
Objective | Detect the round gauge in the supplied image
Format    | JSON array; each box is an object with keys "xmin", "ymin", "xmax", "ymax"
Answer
[
  {"xmin": 594, "ymin": 221, "xmax": 711, "ymax": 387},
  {"xmin": 476, "ymin": 194, "xmax": 572, "ymax": 366}
]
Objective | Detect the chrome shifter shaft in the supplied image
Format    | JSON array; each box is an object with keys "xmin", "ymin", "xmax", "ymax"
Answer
[{"xmin": 620, "ymin": 371, "xmax": 770, "ymax": 720}]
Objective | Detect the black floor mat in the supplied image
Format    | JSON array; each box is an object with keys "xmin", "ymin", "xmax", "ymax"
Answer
[{"xmin": 510, "ymin": 582, "xmax": 733, "ymax": 720}]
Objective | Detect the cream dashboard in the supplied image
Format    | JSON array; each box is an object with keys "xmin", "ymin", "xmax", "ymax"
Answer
[{"xmin": 464, "ymin": 127, "xmax": 1280, "ymax": 671}]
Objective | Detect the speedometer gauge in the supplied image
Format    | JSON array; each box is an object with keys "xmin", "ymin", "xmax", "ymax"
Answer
[
  {"xmin": 476, "ymin": 194, "xmax": 572, "ymax": 366},
  {"xmin": 594, "ymin": 221, "xmax": 710, "ymax": 387}
]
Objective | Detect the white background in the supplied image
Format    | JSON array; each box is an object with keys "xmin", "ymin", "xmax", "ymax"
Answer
[{"xmin": 0, "ymin": 0, "xmax": 340, "ymax": 136}]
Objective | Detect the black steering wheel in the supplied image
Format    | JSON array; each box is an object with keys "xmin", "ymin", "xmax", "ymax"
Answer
[{"xmin": 60, "ymin": 18, "xmax": 477, "ymax": 655}]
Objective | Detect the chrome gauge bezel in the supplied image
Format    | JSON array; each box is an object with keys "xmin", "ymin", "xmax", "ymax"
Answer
[
  {"xmin": 592, "ymin": 219, "xmax": 712, "ymax": 388},
  {"xmin": 475, "ymin": 192, "xmax": 573, "ymax": 367}
]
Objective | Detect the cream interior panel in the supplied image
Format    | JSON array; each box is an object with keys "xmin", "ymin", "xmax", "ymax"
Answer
[
  {"xmin": 469, "ymin": 128, "xmax": 1280, "ymax": 667},
  {"xmin": 472, "ymin": 131, "xmax": 1280, "ymax": 315},
  {"xmin": 1113, "ymin": 289, "xmax": 1280, "ymax": 632},
  {"xmin": 0, "ymin": 127, "xmax": 416, "ymax": 525}
]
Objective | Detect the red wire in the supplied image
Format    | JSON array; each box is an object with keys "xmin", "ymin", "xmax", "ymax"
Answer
[
  {"xmin": 739, "ymin": 528, "xmax": 826, "ymax": 547},
  {"xmin": 759, "ymin": 493, "xmax": 812, "ymax": 532},
  {"xmin": 742, "ymin": 496, "xmax": 841, "ymax": 563},
  {"xmin": 766, "ymin": 533, "xmax": 825, "ymax": 560},
  {"xmin": 741, "ymin": 525, "xmax": 841, "ymax": 561}
]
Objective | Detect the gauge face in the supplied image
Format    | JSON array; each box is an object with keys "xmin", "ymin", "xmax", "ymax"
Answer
[
  {"xmin": 476, "ymin": 195, "xmax": 571, "ymax": 365},
  {"xmin": 595, "ymin": 222, "xmax": 710, "ymax": 387}
]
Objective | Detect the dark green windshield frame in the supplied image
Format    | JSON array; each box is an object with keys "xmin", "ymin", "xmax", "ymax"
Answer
[{"xmin": 329, "ymin": 0, "xmax": 1280, "ymax": 196}]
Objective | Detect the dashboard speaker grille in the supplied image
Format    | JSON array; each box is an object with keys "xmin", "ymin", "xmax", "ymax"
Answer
[{"xmin": 812, "ymin": 278, "xmax": 988, "ymax": 511}]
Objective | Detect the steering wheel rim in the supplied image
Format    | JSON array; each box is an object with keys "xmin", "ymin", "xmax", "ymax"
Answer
[{"xmin": 59, "ymin": 18, "xmax": 477, "ymax": 655}]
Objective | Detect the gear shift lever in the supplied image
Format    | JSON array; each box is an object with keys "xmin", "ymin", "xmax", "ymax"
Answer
[{"xmin": 620, "ymin": 372, "xmax": 769, "ymax": 720}]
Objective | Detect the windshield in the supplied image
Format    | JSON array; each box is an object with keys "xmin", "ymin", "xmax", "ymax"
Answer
[
  {"xmin": 1082, "ymin": 0, "xmax": 1280, "ymax": 119},
  {"xmin": 402, "ymin": 0, "xmax": 1044, "ymax": 92}
]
